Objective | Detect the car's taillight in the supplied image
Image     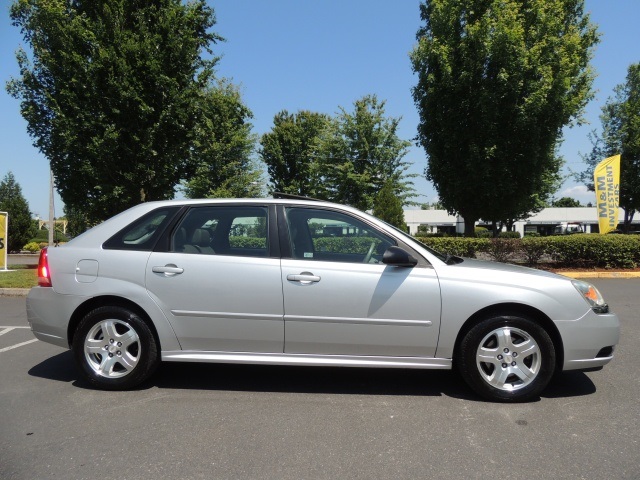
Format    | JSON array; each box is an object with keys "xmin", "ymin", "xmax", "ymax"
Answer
[{"xmin": 38, "ymin": 248, "xmax": 52, "ymax": 287}]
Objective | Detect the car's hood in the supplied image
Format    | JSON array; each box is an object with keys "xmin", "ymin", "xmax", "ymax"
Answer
[{"xmin": 438, "ymin": 258, "xmax": 568, "ymax": 281}]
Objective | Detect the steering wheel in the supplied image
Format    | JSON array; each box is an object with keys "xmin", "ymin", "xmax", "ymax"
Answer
[{"xmin": 363, "ymin": 241, "xmax": 376, "ymax": 263}]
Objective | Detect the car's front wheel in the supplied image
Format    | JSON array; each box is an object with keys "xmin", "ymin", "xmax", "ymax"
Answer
[
  {"xmin": 72, "ymin": 306, "xmax": 159, "ymax": 390},
  {"xmin": 458, "ymin": 315, "xmax": 556, "ymax": 402}
]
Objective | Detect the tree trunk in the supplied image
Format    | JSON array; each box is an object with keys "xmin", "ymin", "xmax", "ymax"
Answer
[
  {"xmin": 464, "ymin": 217, "xmax": 476, "ymax": 237},
  {"xmin": 623, "ymin": 208, "xmax": 635, "ymax": 233}
]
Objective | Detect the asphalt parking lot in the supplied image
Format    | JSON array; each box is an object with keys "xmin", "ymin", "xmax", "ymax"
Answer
[{"xmin": 1, "ymin": 279, "xmax": 639, "ymax": 479}]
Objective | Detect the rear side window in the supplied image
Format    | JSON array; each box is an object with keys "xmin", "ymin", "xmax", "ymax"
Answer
[
  {"xmin": 103, "ymin": 207, "xmax": 180, "ymax": 251},
  {"xmin": 171, "ymin": 206, "xmax": 269, "ymax": 257}
]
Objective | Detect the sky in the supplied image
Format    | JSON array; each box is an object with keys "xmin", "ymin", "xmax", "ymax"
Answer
[{"xmin": 1, "ymin": 0, "xmax": 639, "ymax": 219}]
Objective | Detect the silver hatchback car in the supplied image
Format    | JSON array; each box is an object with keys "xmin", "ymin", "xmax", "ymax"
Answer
[{"xmin": 27, "ymin": 197, "xmax": 620, "ymax": 401}]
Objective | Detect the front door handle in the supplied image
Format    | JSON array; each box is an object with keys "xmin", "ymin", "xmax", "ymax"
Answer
[
  {"xmin": 152, "ymin": 264, "xmax": 184, "ymax": 276},
  {"xmin": 287, "ymin": 272, "xmax": 321, "ymax": 283}
]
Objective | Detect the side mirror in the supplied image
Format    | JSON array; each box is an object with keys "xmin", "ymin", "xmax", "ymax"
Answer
[{"xmin": 382, "ymin": 246, "xmax": 418, "ymax": 267}]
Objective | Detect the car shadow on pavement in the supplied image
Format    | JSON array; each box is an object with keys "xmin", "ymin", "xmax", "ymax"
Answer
[
  {"xmin": 28, "ymin": 350, "xmax": 78, "ymax": 383},
  {"xmin": 153, "ymin": 362, "xmax": 477, "ymax": 399},
  {"xmin": 542, "ymin": 371, "xmax": 597, "ymax": 398},
  {"xmin": 28, "ymin": 351, "xmax": 596, "ymax": 402}
]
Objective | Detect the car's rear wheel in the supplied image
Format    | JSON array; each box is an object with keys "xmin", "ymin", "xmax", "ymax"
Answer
[
  {"xmin": 72, "ymin": 306, "xmax": 158, "ymax": 390},
  {"xmin": 458, "ymin": 315, "xmax": 556, "ymax": 402}
]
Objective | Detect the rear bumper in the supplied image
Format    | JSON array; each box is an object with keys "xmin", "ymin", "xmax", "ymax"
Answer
[{"xmin": 26, "ymin": 286, "xmax": 86, "ymax": 349}]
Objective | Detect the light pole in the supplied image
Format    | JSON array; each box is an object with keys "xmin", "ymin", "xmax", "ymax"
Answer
[{"xmin": 49, "ymin": 169, "xmax": 54, "ymax": 246}]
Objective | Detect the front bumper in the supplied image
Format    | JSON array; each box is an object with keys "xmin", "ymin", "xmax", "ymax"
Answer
[{"xmin": 556, "ymin": 309, "xmax": 620, "ymax": 371}]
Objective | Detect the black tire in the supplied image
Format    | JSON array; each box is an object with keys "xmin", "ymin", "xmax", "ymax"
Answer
[
  {"xmin": 72, "ymin": 306, "xmax": 159, "ymax": 390},
  {"xmin": 458, "ymin": 315, "xmax": 556, "ymax": 402}
]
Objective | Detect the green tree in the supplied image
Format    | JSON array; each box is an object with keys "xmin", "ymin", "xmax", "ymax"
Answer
[
  {"xmin": 183, "ymin": 80, "xmax": 262, "ymax": 199},
  {"xmin": 578, "ymin": 63, "xmax": 640, "ymax": 232},
  {"xmin": 0, "ymin": 172, "xmax": 36, "ymax": 252},
  {"xmin": 551, "ymin": 197, "xmax": 582, "ymax": 208},
  {"xmin": 63, "ymin": 204, "xmax": 93, "ymax": 238},
  {"xmin": 316, "ymin": 95, "xmax": 416, "ymax": 211},
  {"xmin": 411, "ymin": 0, "xmax": 598, "ymax": 236},
  {"xmin": 373, "ymin": 182, "xmax": 406, "ymax": 229},
  {"xmin": 260, "ymin": 110, "xmax": 330, "ymax": 196},
  {"xmin": 7, "ymin": 0, "xmax": 223, "ymax": 221}
]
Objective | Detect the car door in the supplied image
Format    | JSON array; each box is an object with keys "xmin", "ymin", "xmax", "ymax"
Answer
[
  {"xmin": 146, "ymin": 205, "xmax": 284, "ymax": 353},
  {"xmin": 281, "ymin": 206, "xmax": 441, "ymax": 358}
]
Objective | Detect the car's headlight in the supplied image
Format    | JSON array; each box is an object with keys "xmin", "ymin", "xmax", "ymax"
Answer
[{"xmin": 572, "ymin": 280, "xmax": 609, "ymax": 314}]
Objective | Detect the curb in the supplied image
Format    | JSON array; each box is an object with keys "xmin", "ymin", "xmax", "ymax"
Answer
[
  {"xmin": 554, "ymin": 271, "xmax": 640, "ymax": 279},
  {"xmin": 0, "ymin": 288, "xmax": 31, "ymax": 297}
]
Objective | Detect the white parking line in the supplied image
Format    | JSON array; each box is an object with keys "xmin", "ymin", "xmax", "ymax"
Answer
[
  {"xmin": 0, "ymin": 327, "xmax": 16, "ymax": 336},
  {"xmin": 0, "ymin": 326, "xmax": 31, "ymax": 329},
  {"xmin": 0, "ymin": 339, "xmax": 39, "ymax": 353},
  {"xmin": 0, "ymin": 326, "xmax": 38, "ymax": 352}
]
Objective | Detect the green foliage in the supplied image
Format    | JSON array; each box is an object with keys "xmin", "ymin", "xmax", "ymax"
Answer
[
  {"xmin": 22, "ymin": 241, "xmax": 41, "ymax": 252},
  {"xmin": 182, "ymin": 80, "xmax": 262, "ymax": 199},
  {"xmin": 577, "ymin": 62, "xmax": 640, "ymax": 231},
  {"xmin": 0, "ymin": 267, "xmax": 38, "ymax": 289},
  {"xmin": 411, "ymin": 0, "xmax": 598, "ymax": 235},
  {"xmin": 373, "ymin": 182, "xmax": 406, "ymax": 229},
  {"xmin": 475, "ymin": 229, "xmax": 493, "ymax": 238},
  {"xmin": 228, "ymin": 236, "xmax": 266, "ymax": 249},
  {"xmin": 64, "ymin": 204, "xmax": 94, "ymax": 238},
  {"xmin": 551, "ymin": 197, "xmax": 583, "ymax": 207},
  {"xmin": 415, "ymin": 233, "xmax": 640, "ymax": 268},
  {"xmin": 485, "ymin": 238, "xmax": 518, "ymax": 263},
  {"xmin": 498, "ymin": 231, "xmax": 521, "ymax": 239},
  {"xmin": 0, "ymin": 172, "xmax": 36, "ymax": 252},
  {"xmin": 415, "ymin": 237, "xmax": 490, "ymax": 258},
  {"xmin": 314, "ymin": 237, "xmax": 382, "ymax": 255},
  {"xmin": 30, "ymin": 227, "xmax": 69, "ymax": 243},
  {"xmin": 520, "ymin": 237, "xmax": 548, "ymax": 266},
  {"xmin": 260, "ymin": 110, "xmax": 330, "ymax": 197},
  {"xmin": 315, "ymin": 95, "xmax": 416, "ymax": 210},
  {"xmin": 545, "ymin": 234, "xmax": 640, "ymax": 269},
  {"xmin": 7, "ymin": 0, "xmax": 227, "ymax": 221}
]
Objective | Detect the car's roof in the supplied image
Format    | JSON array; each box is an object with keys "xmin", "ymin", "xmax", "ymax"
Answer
[
  {"xmin": 132, "ymin": 197, "xmax": 363, "ymax": 213},
  {"xmin": 143, "ymin": 197, "xmax": 335, "ymax": 205}
]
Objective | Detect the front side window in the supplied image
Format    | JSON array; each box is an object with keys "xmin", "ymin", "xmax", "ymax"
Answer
[
  {"xmin": 285, "ymin": 207, "xmax": 395, "ymax": 263},
  {"xmin": 171, "ymin": 206, "xmax": 268, "ymax": 257}
]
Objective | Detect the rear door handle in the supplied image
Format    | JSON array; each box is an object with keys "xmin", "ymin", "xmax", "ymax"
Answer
[
  {"xmin": 287, "ymin": 272, "xmax": 321, "ymax": 283},
  {"xmin": 152, "ymin": 265, "xmax": 184, "ymax": 276}
]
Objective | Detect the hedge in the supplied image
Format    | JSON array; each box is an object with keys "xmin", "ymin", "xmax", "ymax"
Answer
[
  {"xmin": 228, "ymin": 234, "xmax": 640, "ymax": 268},
  {"xmin": 229, "ymin": 236, "xmax": 266, "ymax": 249},
  {"xmin": 544, "ymin": 234, "xmax": 640, "ymax": 269},
  {"xmin": 414, "ymin": 234, "xmax": 640, "ymax": 269},
  {"xmin": 414, "ymin": 237, "xmax": 491, "ymax": 258},
  {"xmin": 314, "ymin": 237, "xmax": 382, "ymax": 254},
  {"xmin": 229, "ymin": 236, "xmax": 383, "ymax": 255}
]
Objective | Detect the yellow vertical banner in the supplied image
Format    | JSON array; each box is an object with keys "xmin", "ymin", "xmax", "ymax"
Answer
[
  {"xmin": 0, "ymin": 212, "xmax": 7, "ymax": 270},
  {"xmin": 594, "ymin": 154, "xmax": 621, "ymax": 235}
]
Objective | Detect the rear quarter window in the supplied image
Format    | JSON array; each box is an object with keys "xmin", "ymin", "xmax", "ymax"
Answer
[{"xmin": 103, "ymin": 207, "xmax": 180, "ymax": 251}]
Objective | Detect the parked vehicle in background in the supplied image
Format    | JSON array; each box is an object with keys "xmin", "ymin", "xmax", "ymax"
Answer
[
  {"xmin": 553, "ymin": 222, "xmax": 584, "ymax": 235},
  {"xmin": 26, "ymin": 195, "xmax": 619, "ymax": 402}
]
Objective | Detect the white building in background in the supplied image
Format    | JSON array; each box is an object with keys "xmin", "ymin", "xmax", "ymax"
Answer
[{"xmin": 404, "ymin": 207, "xmax": 640, "ymax": 236}]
